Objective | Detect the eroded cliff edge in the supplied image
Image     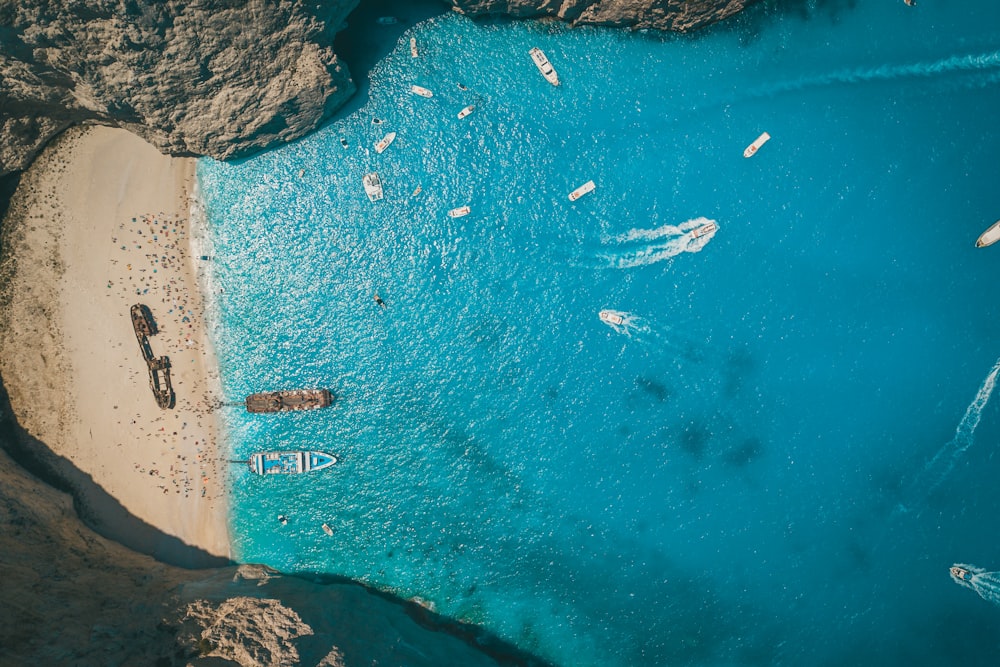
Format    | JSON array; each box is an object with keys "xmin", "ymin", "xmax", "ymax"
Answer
[{"xmin": 0, "ymin": 0, "xmax": 756, "ymax": 177}]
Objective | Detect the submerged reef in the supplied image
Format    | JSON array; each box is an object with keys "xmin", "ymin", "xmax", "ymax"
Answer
[{"xmin": 0, "ymin": 0, "xmax": 755, "ymax": 177}]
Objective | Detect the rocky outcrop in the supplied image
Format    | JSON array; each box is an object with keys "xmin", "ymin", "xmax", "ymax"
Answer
[
  {"xmin": 0, "ymin": 0, "xmax": 357, "ymax": 176},
  {"xmin": 0, "ymin": 439, "xmax": 523, "ymax": 666},
  {"xmin": 448, "ymin": 0, "xmax": 758, "ymax": 32}
]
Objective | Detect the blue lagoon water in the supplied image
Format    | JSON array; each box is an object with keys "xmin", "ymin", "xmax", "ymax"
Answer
[{"xmin": 197, "ymin": 2, "xmax": 1000, "ymax": 664}]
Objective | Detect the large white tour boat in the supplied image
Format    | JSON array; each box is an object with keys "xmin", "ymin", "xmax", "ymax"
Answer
[
  {"xmin": 568, "ymin": 180, "xmax": 595, "ymax": 201},
  {"xmin": 976, "ymin": 220, "xmax": 1000, "ymax": 247},
  {"xmin": 743, "ymin": 132, "xmax": 771, "ymax": 158},
  {"xmin": 246, "ymin": 450, "xmax": 338, "ymax": 476},
  {"xmin": 529, "ymin": 47, "xmax": 560, "ymax": 86}
]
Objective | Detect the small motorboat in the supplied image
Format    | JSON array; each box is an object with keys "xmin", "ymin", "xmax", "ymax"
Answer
[
  {"xmin": 374, "ymin": 132, "xmax": 396, "ymax": 154},
  {"xmin": 322, "ymin": 523, "xmax": 334, "ymax": 536},
  {"xmin": 411, "ymin": 84, "xmax": 433, "ymax": 98},
  {"xmin": 412, "ymin": 185, "xmax": 422, "ymax": 197},
  {"xmin": 568, "ymin": 180, "xmax": 595, "ymax": 201},
  {"xmin": 743, "ymin": 132, "xmax": 771, "ymax": 158},
  {"xmin": 246, "ymin": 450, "xmax": 338, "ymax": 476},
  {"xmin": 448, "ymin": 205, "xmax": 471, "ymax": 218},
  {"xmin": 529, "ymin": 47, "xmax": 560, "ymax": 86},
  {"xmin": 951, "ymin": 566, "xmax": 974, "ymax": 582},
  {"xmin": 340, "ymin": 138, "xmax": 348, "ymax": 149},
  {"xmin": 690, "ymin": 220, "xmax": 718, "ymax": 239},
  {"xmin": 363, "ymin": 172, "xmax": 384, "ymax": 202},
  {"xmin": 410, "ymin": 37, "xmax": 418, "ymax": 58},
  {"xmin": 975, "ymin": 220, "xmax": 1000, "ymax": 247},
  {"xmin": 457, "ymin": 104, "xmax": 476, "ymax": 119},
  {"xmin": 599, "ymin": 310, "xmax": 624, "ymax": 326}
]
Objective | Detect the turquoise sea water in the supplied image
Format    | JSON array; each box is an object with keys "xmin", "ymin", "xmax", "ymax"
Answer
[{"xmin": 197, "ymin": 2, "xmax": 1000, "ymax": 664}]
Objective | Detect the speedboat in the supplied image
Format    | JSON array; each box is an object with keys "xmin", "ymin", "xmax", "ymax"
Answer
[
  {"xmin": 743, "ymin": 132, "xmax": 771, "ymax": 158},
  {"xmin": 448, "ymin": 205, "xmax": 471, "ymax": 218},
  {"xmin": 951, "ymin": 566, "xmax": 974, "ymax": 582},
  {"xmin": 976, "ymin": 220, "xmax": 1000, "ymax": 247},
  {"xmin": 363, "ymin": 172, "xmax": 384, "ymax": 202},
  {"xmin": 411, "ymin": 84, "xmax": 433, "ymax": 98},
  {"xmin": 690, "ymin": 220, "xmax": 718, "ymax": 239},
  {"xmin": 529, "ymin": 47, "xmax": 560, "ymax": 86},
  {"xmin": 247, "ymin": 450, "xmax": 338, "ymax": 475},
  {"xmin": 457, "ymin": 104, "xmax": 476, "ymax": 119},
  {"xmin": 568, "ymin": 180, "xmax": 595, "ymax": 201},
  {"xmin": 374, "ymin": 132, "xmax": 396, "ymax": 154},
  {"xmin": 599, "ymin": 310, "xmax": 624, "ymax": 326},
  {"xmin": 410, "ymin": 37, "xmax": 418, "ymax": 58}
]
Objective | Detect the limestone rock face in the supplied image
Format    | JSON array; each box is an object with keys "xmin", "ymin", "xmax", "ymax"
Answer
[
  {"xmin": 448, "ymin": 0, "xmax": 758, "ymax": 31},
  {"xmin": 0, "ymin": 0, "xmax": 357, "ymax": 175}
]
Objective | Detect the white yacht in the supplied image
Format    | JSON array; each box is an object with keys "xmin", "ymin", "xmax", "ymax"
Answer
[
  {"xmin": 411, "ymin": 84, "xmax": 433, "ymax": 98},
  {"xmin": 568, "ymin": 180, "xmax": 595, "ymax": 201},
  {"xmin": 448, "ymin": 205, "xmax": 471, "ymax": 218},
  {"xmin": 457, "ymin": 104, "xmax": 476, "ymax": 119},
  {"xmin": 743, "ymin": 132, "xmax": 770, "ymax": 158},
  {"xmin": 690, "ymin": 220, "xmax": 718, "ymax": 239},
  {"xmin": 374, "ymin": 132, "xmax": 396, "ymax": 154},
  {"xmin": 410, "ymin": 37, "xmax": 418, "ymax": 58},
  {"xmin": 529, "ymin": 47, "xmax": 560, "ymax": 86},
  {"xmin": 363, "ymin": 172, "xmax": 384, "ymax": 202}
]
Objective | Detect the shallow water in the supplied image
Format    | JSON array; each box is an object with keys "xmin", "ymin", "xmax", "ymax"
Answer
[{"xmin": 197, "ymin": 3, "xmax": 1000, "ymax": 664}]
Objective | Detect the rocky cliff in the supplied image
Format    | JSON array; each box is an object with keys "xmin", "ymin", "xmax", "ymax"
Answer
[
  {"xmin": 449, "ymin": 0, "xmax": 755, "ymax": 31},
  {"xmin": 0, "ymin": 0, "xmax": 357, "ymax": 176},
  {"xmin": 0, "ymin": 0, "xmax": 756, "ymax": 178}
]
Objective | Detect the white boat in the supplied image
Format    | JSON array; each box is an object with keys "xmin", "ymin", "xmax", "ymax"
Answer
[
  {"xmin": 412, "ymin": 185, "xmax": 422, "ymax": 197},
  {"xmin": 568, "ymin": 180, "xmax": 595, "ymax": 201},
  {"xmin": 690, "ymin": 220, "xmax": 718, "ymax": 239},
  {"xmin": 362, "ymin": 172, "xmax": 384, "ymax": 202},
  {"xmin": 322, "ymin": 523, "xmax": 334, "ymax": 536},
  {"xmin": 976, "ymin": 220, "xmax": 1000, "ymax": 247},
  {"xmin": 599, "ymin": 310, "xmax": 624, "ymax": 326},
  {"xmin": 529, "ymin": 47, "xmax": 559, "ymax": 86},
  {"xmin": 410, "ymin": 37, "xmax": 418, "ymax": 58},
  {"xmin": 247, "ymin": 450, "xmax": 338, "ymax": 476},
  {"xmin": 743, "ymin": 132, "xmax": 771, "ymax": 158},
  {"xmin": 374, "ymin": 132, "xmax": 396, "ymax": 154},
  {"xmin": 448, "ymin": 205, "xmax": 471, "ymax": 218},
  {"xmin": 410, "ymin": 84, "xmax": 433, "ymax": 98},
  {"xmin": 457, "ymin": 104, "xmax": 476, "ymax": 119}
]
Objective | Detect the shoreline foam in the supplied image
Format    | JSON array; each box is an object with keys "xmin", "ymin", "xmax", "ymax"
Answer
[{"xmin": 0, "ymin": 125, "xmax": 230, "ymax": 565}]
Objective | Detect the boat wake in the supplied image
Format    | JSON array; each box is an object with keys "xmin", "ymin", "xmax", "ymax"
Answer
[
  {"xmin": 895, "ymin": 356, "xmax": 1000, "ymax": 515},
  {"xmin": 951, "ymin": 563, "xmax": 1000, "ymax": 607},
  {"xmin": 750, "ymin": 49, "xmax": 1000, "ymax": 101},
  {"xmin": 594, "ymin": 217, "xmax": 719, "ymax": 269}
]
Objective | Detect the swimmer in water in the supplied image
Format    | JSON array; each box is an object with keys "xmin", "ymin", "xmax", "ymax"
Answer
[
  {"xmin": 374, "ymin": 293, "xmax": 386, "ymax": 308},
  {"xmin": 457, "ymin": 83, "xmax": 467, "ymax": 90}
]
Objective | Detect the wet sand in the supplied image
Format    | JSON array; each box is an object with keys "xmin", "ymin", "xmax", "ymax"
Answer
[{"xmin": 0, "ymin": 125, "xmax": 229, "ymax": 562}]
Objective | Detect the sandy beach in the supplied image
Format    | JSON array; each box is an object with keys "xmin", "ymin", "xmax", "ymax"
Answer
[{"xmin": 0, "ymin": 125, "xmax": 229, "ymax": 563}]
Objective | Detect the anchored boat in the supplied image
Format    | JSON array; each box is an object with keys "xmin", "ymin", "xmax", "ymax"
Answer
[
  {"xmin": 374, "ymin": 132, "xmax": 396, "ymax": 154},
  {"xmin": 568, "ymin": 180, "xmax": 595, "ymax": 201},
  {"xmin": 246, "ymin": 450, "xmax": 338, "ymax": 475},
  {"xmin": 410, "ymin": 37, "xmax": 418, "ymax": 58},
  {"xmin": 976, "ymin": 220, "xmax": 1000, "ymax": 247},
  {"xmin": 362, "ymin": 172, "xmax": 384, "ymax": 202},
  {"xmin": 245, "ymin": 388, "xmax": 333, "ymax": 414},
  {"xmin": 457, "ymin": 104, "xmax": 475, "ymax": 119},
  {"xmin": 448, "ymin": 205, "xmax": 471, "ymax": 218},
  {"xmin": 529, "ymin": 47, "xmax": 559, "ymax": 86},
  {"xmin": 410, "ymin": 84, "xmax": 433, "ymax": 98},
  {"xmin": 743, "ymin": 132, "xmax": 771, "ymax": 158}
]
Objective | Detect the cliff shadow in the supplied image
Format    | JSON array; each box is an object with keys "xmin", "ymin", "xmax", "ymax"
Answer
[
  {"xmin": 330, "ymin": 0, "xmax": 448, "ymax": 121},
  {"xmin": 0, "ymin": 371, "xmax": 230, "ymax": 569}
]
